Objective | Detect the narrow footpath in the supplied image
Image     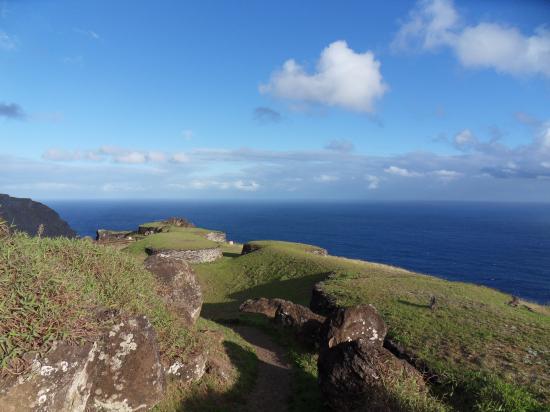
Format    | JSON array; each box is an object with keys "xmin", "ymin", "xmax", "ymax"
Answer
[{"xmin": 232, "ymin": 326, "xmax": 292, "ymax": 412}]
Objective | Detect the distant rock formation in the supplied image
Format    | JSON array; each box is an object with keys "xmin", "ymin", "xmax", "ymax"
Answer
[{"xmin": 0, "ymin": 194, "xmax": 76, "ymax": 238}]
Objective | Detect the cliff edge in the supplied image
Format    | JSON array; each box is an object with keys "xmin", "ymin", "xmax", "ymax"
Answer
[{"xmin": 0, "ymin": 194, "xmax": 76, "ymax": 238}]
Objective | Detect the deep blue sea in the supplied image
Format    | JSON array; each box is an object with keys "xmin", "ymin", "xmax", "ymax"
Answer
[{"xmin": 46, "ymin": 200, "xmax": 550, "ymax": 304}]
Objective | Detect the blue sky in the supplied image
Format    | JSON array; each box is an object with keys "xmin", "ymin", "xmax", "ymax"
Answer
[{"xmin": 1, "ymin": 0, "xmax": 550, "ymax": 200}]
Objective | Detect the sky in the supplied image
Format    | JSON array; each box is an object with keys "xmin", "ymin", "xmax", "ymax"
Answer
[{"xmin": 1, "ymin": 0, "xmax": 550, "ymax": 201}]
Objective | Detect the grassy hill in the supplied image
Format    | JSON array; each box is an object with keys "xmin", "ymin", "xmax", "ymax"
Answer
[
  {"xmin": 194, "ymin": 240, "xmax": 550, "ymax": 411},
  {"xmin": 2, "ymin": 219, "xmax": 549, "ymax": 411},
  {"xmin": 124, "ymin": 222, "xmax": 221, "ymax": 259}
]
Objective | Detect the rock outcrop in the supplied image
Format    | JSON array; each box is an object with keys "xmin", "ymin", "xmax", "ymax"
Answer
[
  {"xmin": 96, "ymin": 229, "xmax": 134, "ymax": 243},
  {"xmin": 144, "ymin": 254, "xmax": 203, "ymax": 325},
  {"xmin": 0, "ymin": 194, "xmax": 76, "ymax": 238},
  {"xmin": 317, "ymin": 305, "xmax": 425, "ymax": 412},
  {"xmin": 240, "ymin": 297, "xmax": 326, "ymax": 346},
  {"xmin": 146, "ymin": 247, "xmax": 223, "ymax": 264},
  {"xmin": 0, "ymin": 315, "xmax": 165, "ymax": 412}
]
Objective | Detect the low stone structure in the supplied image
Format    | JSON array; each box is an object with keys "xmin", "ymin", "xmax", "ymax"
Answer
[
  {"xmin": 146, "ymin": 247, "xmax": 223, "ymax": 264},
  {"xmin": 144, "ymin": 254, "xmax": 203, "ymax": 325},
  {"xmin": 205, "ymin": 231, "xmax": 226, "ymax": 242},
  {"xmin": 137, "ymin": 225, "xmax": 164, "ymax": 236},
  {"xmin": 96, "ymin": 229, "xmax": 134, "ymax": 243}
]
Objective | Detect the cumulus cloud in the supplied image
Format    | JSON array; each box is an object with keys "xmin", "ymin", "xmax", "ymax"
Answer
[
  {"xmin": 260, "ymin": 40, "xmax": 388, "ymax": 113},
  {"xmin": 393, "ymin": 0, "xmax": 550, "ymax": 77},
  {"xmin": 0, "ymin": 102, "xmax": 25, "ymax": 119},
  {"xmin": 384, "ymin": 166, "xmax": 423, "ymax": 177},
  {"xmin": 253, "ymin": 107, "xmax": 282, "ymax": 124},
  {"xmin": 325, "ymin": 139, "xmax": 355, "ymax": 153},
  {"xmin": 365, "ymin": 175, "xmax": 380, "ymax": 190}
]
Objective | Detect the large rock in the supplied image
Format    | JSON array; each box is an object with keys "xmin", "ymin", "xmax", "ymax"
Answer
[
  {"xmin": 318, "ymin": 340, "xmax": 426, "ymax": 412},
  {"xmin": 0, "ymin": 194, "xmax": 76, "ymax": 238},
  {"xmin": 239, "ymin": 297, "xmax": 289, "ymax": 318},
  {"xmin": 146, "ymin": 247, "xmax": 222, "ymax": 264},
  {"xmin": 240, "ymin": 297, "xmax": 326, "ymax": 346},
  {"xmin": 144, "ymin": 254, "xmax": 203, "ymax": 325},
  {"xmin": 321, "ymin": 305, "xmax": 387, "ymax": 349},
  {"xmin": 317, "ymin": 305, "xmax": 425, "ymax": 411},
  {"xmin": 0, "ymin": 315, "xmax": 165, "ymax": 412}
]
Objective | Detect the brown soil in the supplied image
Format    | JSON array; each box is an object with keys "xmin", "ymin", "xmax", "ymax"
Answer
[{"xmin": 232, "ymin": 326, "xmax": 292, "ymax": 412}]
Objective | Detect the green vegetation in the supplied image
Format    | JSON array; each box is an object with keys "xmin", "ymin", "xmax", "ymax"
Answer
[
  {"xmin": 154, "ymin": 318, "xmax": 258, "ymax": 412},
  {"xmin": 0, "ymin": 232, "xmax": 194, "ymax": 373},
  {"xmin": 194, "ymin": 240, "xmax": 550, "ymax": 411},
  {"xmin": 3, "ymin": 221, "xmax": 548, "ymax": 411},
  {"xmin": 124, "ymin": 224, "xmax": 220, "ymax": 259}
]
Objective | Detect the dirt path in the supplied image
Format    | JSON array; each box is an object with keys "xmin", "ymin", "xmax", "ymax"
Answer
[{"xmin": 232, "ymin": 325, "xmax": 292, "ymax": 412}]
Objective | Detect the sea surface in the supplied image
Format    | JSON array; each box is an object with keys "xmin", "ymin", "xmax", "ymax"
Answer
[{"xmin": 46, "ymin": 200, "xmax": 550, "ymax": 304}]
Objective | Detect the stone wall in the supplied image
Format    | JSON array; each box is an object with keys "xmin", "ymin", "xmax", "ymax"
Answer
[
  {"xmin": 205, "ymin": 231, "xmax": 226, "ymax": 242},
  {"xmin": 146, "ymin": 247, "xmax": 223, "ymax": 264}
]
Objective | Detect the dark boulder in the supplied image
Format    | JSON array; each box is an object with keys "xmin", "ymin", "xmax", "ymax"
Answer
[
  {"xmin": 239, "ymin": 297, "xmax": 290, "ymax": 318},
  {"xmin": 0, "ymin": 194, "xmax": 76, "ymax": 238},
  {"xmin": 144, "ymin": 254, "xmax": 203, "ymax": 325},
  {"xmin": 318, "ymin": 340, "xmax": 426, "ymax": 412},
  {"xmin": 317, "ymin": 305, "xmax": 425, "ymax": 411},
  {"xmin": 321, "ymin": 305, "xmax": 387, "ymax": 349},
  {"xmin": 240, "ymin": 297, "xmax": 326, "ymax": 346}
]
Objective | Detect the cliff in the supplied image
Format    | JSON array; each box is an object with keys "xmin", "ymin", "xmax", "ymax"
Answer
[{"xmin": 0, "ymin": 194, "xmax": 76, "ymax": 238}]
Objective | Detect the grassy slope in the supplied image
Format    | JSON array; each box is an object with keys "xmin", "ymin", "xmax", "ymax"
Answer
[
  {"xmin": 194, "ymin": 240, "xmax": 550, "ymax": 412},
  {"xmin": 1, "ymin": 230, "xmax": 258, "ymax": 412},
  {"xmin": 0, "ymin": 233, "xmax": 195, "ymax": 372}
]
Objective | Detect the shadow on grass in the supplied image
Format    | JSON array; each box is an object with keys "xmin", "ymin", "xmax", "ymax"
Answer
[
  {"xmin": 201, "ymin": 272, "xmax": 331, "ymax": 320},
  {"xmin": 175, "ymin": 340, "xmax": 257, "ymax": 412},
  {"xmin": 222, "ymin": 252, "xmax": 241, "ymax": 258},
  {"xmin": 397, "ymin": 299, "xmax": 430, "ymax": 309}
]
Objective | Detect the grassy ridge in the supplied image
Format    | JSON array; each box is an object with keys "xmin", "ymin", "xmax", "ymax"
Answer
[
  {"xmin": 194, "ymin": 240, "xmax": 550, "ymax": 411},
  {"xmin": 0, "ymin": 232, "xmax": 194, "ymax": 372},
  {"xmin": 124, "ymin": 224, "xmax": 220, "ymax": 259}
]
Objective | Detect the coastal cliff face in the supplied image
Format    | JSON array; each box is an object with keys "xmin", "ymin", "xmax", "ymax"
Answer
[{"xmin": 0, "ymin": 194, "xmax": 76, "ymax": 238}]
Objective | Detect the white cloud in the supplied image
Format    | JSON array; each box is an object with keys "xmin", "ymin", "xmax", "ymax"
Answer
[
  {"xmin": 431, "ymin": 169, "xmax": 462, "ymax": 181},
  {"xmin": 315, "ymin": 174, "xmax": 339, "ymax": 182},
  {"xmin": 394, "ymin": 0, "xmax": 550, "ymax": 77},
  {"xmin": 114, "ymin": 152, "xmax": 146, "ymax": 164},
  {"xmin": 384, "ymin": 166, "xmax": 423, "ymax": 177},
  {"xmin": 234, "ymin": 180, "xmax": 260, "ymax": 191},
  {"xmin": 147, "ymin": 151, "xmax": 167, "ymax": 162},
  {"xmin": 453, "ymin": 128, "xmax": 477, "ymax": 149},
  {"xmin": 171, "ymin": 179, "xmax": 260, "ymax": 192},
  {"xmin": 392, "ymin": 0, "xmax": 458, "ymax": 51},
  {"xmin": 365, "ymin": 175, "xmax": 380, "ymax": 190},
  {"xmin": 0, "ymin": 30, "xmax": 16, "ymax": 50},
  {"xmin": 260, "ymin": 40, "xmax": 388, "ymax": 113},
  {"xmin": 172, "ymin": 152, "xmax": 189, "ymax": 163}
]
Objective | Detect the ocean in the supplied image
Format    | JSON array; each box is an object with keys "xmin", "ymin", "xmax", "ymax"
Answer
[{"xmin": 46, "ymin": 200, "xmax": 550, "ymax": 304}]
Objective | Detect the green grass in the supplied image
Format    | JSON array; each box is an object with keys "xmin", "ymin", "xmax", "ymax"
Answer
[
  {"xmin": 0, "ymin": 232, "xmax": 194, "ymax": 373},
  {"xmin": 125, "ymin": 231, "xmax": 219, "ymax": 259},
  {"xmin": 154, "ymin": 318, "xmax": 258, "ymax": 412},
  {"xmin": 193, "ymin": 240, "xmax": 550, "ymax": 412}
]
